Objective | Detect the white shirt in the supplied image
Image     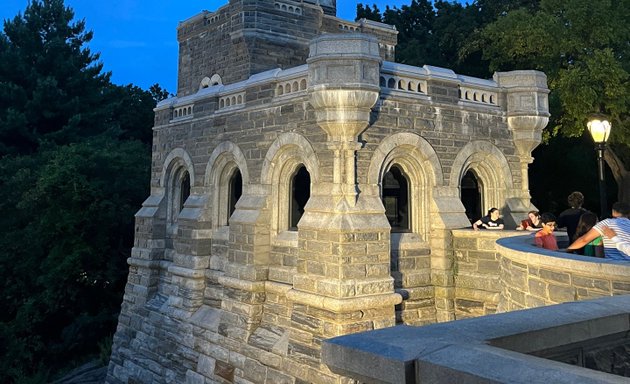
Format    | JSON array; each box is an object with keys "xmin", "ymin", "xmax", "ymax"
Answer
[
  {"xmin": 594, "ymin": 218, "xmax": 630, "ymax": 260},
  {"xmin": 610, "ymin": 235, "xmax": 630, "ymax": 255}
]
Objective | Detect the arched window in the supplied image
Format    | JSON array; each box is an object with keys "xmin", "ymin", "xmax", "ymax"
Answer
[
  {"xmin": 382, "ymin": 165, "xmax": 410, "ymax": 232},
  {"xmin": 228, "ymin": 169, "xmax": 242, "ymax": 219},
  {"xmin": 179, "ymin": 171, "xmax": 190, "ymax": 213},
  {"xmin": 289, "ymin": 166, "xmax": 310, "ymax": 230},
  {"xmin": 461, "ymin": 170, "xmax": 482, "ymax": 223}
]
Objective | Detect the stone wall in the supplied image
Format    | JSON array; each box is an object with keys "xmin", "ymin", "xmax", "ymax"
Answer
[
  {"xmin": 452, "ymin": 229, "xmax": 630, "ymax": 320},
  {"xmin": 451, "ymin": 229, "xmax": 509, "ymax": 319},
  {"xmin": 176, "ymin": 1, "xmax": 397, "ymax": 96},
  {"xmin": 496, "ymin": 235, "xmax": 630, "ymax": 311}
]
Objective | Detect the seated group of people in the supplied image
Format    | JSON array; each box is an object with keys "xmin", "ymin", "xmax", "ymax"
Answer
[{"xmin": 471, "ymin": 192, "xmax": 630, "ymax": 260}]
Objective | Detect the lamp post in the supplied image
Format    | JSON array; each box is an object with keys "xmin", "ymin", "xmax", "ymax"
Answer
[{"xmin": 587, "ymin": 115, "xmax": 612, "ymax": 219}]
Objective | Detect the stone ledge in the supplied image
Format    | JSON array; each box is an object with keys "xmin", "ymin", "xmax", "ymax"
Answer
[
  {"xmin": 323, "ymin": 295, "xmax": 630, "ymax": 384},
  {"xmin": 497, "ymin": 235, "xmax": 630, "ymax": 279},
  {"xmin": 286, "ymin": 289, "xmax": 402, "ymax": 312}
]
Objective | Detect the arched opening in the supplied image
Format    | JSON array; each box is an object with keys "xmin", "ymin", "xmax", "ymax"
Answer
[
  {"xmin": 179, "ymin": 171, "xmax": 190, "ymax": 213},
  {"xmin": 461, "ymin": 170, "xmax": 482, "ymax": 223},
  {"xmin": 228, "ymin": 169, "xmax": 242, "ymax": 219},
  {"xmin": 289, "ymin": 166, "xmax": 310, "ymax": 230},
  {"xmin": 382, "ymin": 165, "xmax": 410, "ymax": 232}
]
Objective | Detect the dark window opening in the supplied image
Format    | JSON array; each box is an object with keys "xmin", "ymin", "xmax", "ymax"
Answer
[
  {"xmin": 179, "ymin": 171, "xmax": 191, "ymax": 213},
  {"xmin": 382, "ymin": 165, "xmax": 410, "ymax": 232},
  {"xmin": 290, "ymin": 166, "xmax": 310, "ymax": 230},
  {"xmin": 229, "ymin": 170, "xmax": 242, "ymax": 219},
  {"xmin": 461, "ymin": 170, "xmax": 481, "ymax": 223}
]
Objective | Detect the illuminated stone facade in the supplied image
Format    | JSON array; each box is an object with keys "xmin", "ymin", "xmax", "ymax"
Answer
[{"xmin": 107, "ymin": 1, "xmax": 550, "ymax": 383}]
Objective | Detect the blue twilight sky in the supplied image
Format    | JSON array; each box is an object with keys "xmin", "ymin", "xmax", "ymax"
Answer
[{"xmin": 1, "ymin": 1, "xmax": 465, "ymax": 93}]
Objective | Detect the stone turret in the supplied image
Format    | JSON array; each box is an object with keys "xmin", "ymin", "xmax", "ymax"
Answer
[
  {"xmin": 495, "ymin": 71, "xmax": 550, "ymax": 225},
  {"xmin": 175, "ymin": 0, "xmax": 396, "ymax": 96}
]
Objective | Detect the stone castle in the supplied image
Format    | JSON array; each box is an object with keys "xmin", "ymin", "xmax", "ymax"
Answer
[{"xmin": 106, "ymin": 0, "xmax": 552, "ymax": 382}]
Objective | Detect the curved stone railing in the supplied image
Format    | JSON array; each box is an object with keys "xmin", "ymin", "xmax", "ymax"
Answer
[{"xmin": 495, "ymin": 234, "xmax": 630, "ymax": 312}]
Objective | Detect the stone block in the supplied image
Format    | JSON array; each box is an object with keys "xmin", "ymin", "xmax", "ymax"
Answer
[
  {"xmin": 453, "ymin": 237, "xmax": 477, "ymax": 250},
  {"xmin": 527, "ymin": 278, "xmax": 547, "ymax": 298},
  {"xmin": 612, "ymin": 281, "xmax": 630, "ymax": 293},
  {"xmin": 539, "ymin": 269, "xmax": 571, "ymax": 285},
  {"xmin": 477, "ymin": 260, "xmax": 500, "ymax": 274},
  {"xmin": 548, "ymin": 284, "xmax": 576, "ymax": 303},
  {"xmin": 196, "ymin": 354, "xmax": 216, "ymax": 377},
  {"xmin": 266, "ymin": 367, "xmax": 294, "ymax": 384},
  {"xmin": 572, "ymin": 276, "xmax": 611, "ymax": 292},
  {"xmin": 215, "ymin": 360, "xmax": 235, "ymax": 382}
]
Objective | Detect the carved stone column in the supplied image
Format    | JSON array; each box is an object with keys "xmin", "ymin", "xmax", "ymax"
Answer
[
  {"xmin": 495, "ymin": 71, "xmax": 550, "ymax": 222},
  {"xmin": 286, "ymin": 35, "xmax": 401, "ymax": 364}
]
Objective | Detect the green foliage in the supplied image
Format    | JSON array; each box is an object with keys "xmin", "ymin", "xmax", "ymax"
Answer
[
  {"xmin": 356, "ymin": 0, "xmax": 540, "ymax": 77},
  {"xmin": 149, "ymin": 83, "xmax": 171, "ymax": 103},
  {"xmin": 0, "ymin": 1, "xmax": 156, "ymax": 382},
  {"xmin": 471, "ymin": 0, "xmax": 630, "ymax": 145},
  {"xmin": 0, "ymin": 0, "xmax": 110, "ymax": 155},
  {"xmin": 356, "ymin": 3, "xmax": 382, "ymax": 21},
  {"xmin": 98, "ymin": 336, "xmax": 113, "ymax": 366},
  {"xmin": 0, "ymin": 138, "xmax": 150, "ymax": 383}
]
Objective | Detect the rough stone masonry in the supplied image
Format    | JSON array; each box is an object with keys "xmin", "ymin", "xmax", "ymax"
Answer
[{"xmin": 106, "ymin": 0, "xmax": 550, "ymax": 383}]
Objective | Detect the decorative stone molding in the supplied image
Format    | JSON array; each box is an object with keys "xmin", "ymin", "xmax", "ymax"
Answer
[
  {"xmin": 308, "ymin": 33, "xmax": 381, "ymax": 204},
  {"xmin": 495, "ymin": 71, "xmax": 549, "ymax": 212}
]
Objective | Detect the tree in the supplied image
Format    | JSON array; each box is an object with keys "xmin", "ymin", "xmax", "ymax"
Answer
[
  {"xmin": 0, "ymin": 1, "xmax": 155, "ymax": 382},
  {"xmin": 470, "ymin": 0, "xmax": 630, "ymax": 204},
  {"xmin": 355, "ymin": 0, "xmax": 537, "ymax": 77},
  {"xmin": 149, "ymin": 83, "xmax": 171, "ymax": 104},
  {"xmin": 0, "ymin": 0, "xmax": 111, "ymax": 156},
  {"xmin": 356, "ymin": 3, "xmax": 382, "ymax": 21}
]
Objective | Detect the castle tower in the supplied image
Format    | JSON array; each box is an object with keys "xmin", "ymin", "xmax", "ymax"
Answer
[{"xmin": 107, "ymin": 1, "xmax": 549, "ymax": 383}]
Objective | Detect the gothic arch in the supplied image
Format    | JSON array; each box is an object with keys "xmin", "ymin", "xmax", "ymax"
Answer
[
  {"xmin": 205, "ymin": 141, "xmax": 249, "ymax": 228},
  {"xmin": 450, "ymin": 141, "xmax": 514, "ymax": 215},
  {"xmin": 367, "ymin": 132, "xmax": 443, "ymax": 240},
  {"xmin": 160, "ymin": 148, "xmax": 196, "ymax": 231},
  {"xmin": 160, "ymin": 148, "xmax": 196, "ymax": 188},
  {"xmin": 261, "ymin": 133, "xmax": 320, "ymax": 234}
]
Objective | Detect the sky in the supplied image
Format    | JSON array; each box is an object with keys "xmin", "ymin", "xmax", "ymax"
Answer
[{"xmin": 1, "ymin": 1, "xmax": 461, "ymax": 93}]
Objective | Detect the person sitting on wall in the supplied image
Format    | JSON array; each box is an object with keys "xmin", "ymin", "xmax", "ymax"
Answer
[
  {"xmin": 567, "ymin": 202, "xmax": 630, "ymax": 260},
  {"xmin": 571, "ymin": 211, "xmax": 603, "ymax": 257},
  {"xmin": 516, "ymin": 210, "xmax": 542, "ymax": 231},
  {"xmin": 534, "ymin": 213, "xmax": 559, "ymax": 251},
  {"xmin": 472, "ymin": 208, "xmax": 504, "ymax": 230},
  {"xmin": 557, "ymin": 191, "xmax": 587, "ymax": 241},
  {"xmin": 600, "ymin": 226, "xmax": 630, "ymax": 256}
]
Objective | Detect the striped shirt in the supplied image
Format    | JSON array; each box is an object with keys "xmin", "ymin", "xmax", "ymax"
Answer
[{"xmin": 594, "ymin": 217, "xmax": 630, "ymax": 261}]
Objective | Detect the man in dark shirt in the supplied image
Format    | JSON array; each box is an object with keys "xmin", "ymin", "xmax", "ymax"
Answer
[{"xmin": 557, "ymin": 191, "xmax": 586, "ymax": 241}]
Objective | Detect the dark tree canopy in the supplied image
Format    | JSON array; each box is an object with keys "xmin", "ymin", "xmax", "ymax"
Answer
[
  {"xmin": 0, "ymin": 0, "xmax": 111, "ymax": 155},
  {"xmin": 469, "ymin": 0, "xmax": 630, "ymax": 204},
  {"xmin": 357, "ymin": 0, "xmax": 629, "ymax": 207},
  {"xmin": 0, "ymin": 1, "xmax": 161, "ymax": 382},
  {"xmin": 356, "ymin": 0, "xmax": 540, "ymax": 77}
]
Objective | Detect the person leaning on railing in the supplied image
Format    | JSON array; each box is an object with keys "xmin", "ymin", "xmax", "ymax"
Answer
[
  {"xmin": 472, "ymin": 208, "xmax": 504, "ymax": 231},
  {"xmin": 567, "ymin": 202, "xmax": 630, "ymax": 260},
  {"xmin": 600, "ymin": 226, "xmax": 630, "ymax": 256}
]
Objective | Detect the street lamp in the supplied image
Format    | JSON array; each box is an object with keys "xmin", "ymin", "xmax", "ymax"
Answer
[{"xmin": 587, "ymin": 115, "xmax": 612, "ymax": 219}]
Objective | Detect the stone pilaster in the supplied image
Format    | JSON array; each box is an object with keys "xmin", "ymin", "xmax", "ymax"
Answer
[
  {"xmin": 216, "ymin": 185, "xmax": 271, "ymax": 337},
  {"xmin": 495, "ymin": 71, "xmax": 550, "ymax": 222},
  {"xmin": 167, "ymin": 193, "xmax": 213, "ymax": 316},
  {"xmin": 429, "ymin": 188, "xmax": 472, "ymax": 322},
  {"xmin": 286, "ymin": 35, "xmax": 401, "ymax": 363}
]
